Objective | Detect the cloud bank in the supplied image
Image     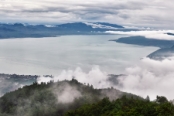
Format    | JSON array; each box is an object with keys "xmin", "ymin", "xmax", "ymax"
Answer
[
  {"xmin": 0, "ymin": 0, "xmax": 174, "ymax": 28},
  {"xmin": 117, "ymin": 57, "xmax": 174, "ymax": 100},
  {"xmin": 37, "ymin": 66, "xmax": 110, "ymax": 89},
  {"xmin": 52, "ymin": 83, "xmax": 82, "ymax": 104},
  {"xmin": 106, "ymin": 30, "xmax": 174, "ymax": 40},
  {"xmin": 37, "ymin": 57, "xmax": 174, "ymax": 100}
]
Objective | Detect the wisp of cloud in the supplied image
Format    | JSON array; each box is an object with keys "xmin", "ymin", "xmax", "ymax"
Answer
[
  {"xmin": 106, "ymin": 30, "xmax": 174, "ymax": 40},
  {"xmin": 37, "ymin": 57, "xmax": 174, "ymax": 101},
  {"xmin": 37, "ymin": 66, "xmax": 110, "ymax": 89},
  {"xmin": 116, "ymin": 57, "xmax": 174, "ymax": 100}
]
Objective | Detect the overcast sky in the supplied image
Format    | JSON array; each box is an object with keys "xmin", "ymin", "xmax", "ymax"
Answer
[{"xmin": 0, "ymin": 0, "xmax": 173, "ymax": 28}]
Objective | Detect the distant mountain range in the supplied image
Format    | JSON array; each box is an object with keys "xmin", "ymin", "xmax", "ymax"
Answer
[
  {"xmin": 167, "ymin": 33, "xmax": 174, "ymax": 36},
  {"xmin": 112, "ymin": 36, "xmax": 174, "ymax": 48},
  {"xmin": 2, "ymin": 22, "xmax": 174, "ymax": 60},
  {"xmin": 147, "ymin": 45, "xmax": 174, "ymax": 60},
  {"xmin": 0, "ymin": 22, "xmax": 135, "ymax": 38},
  {"xmin": 111, "ymin": 36, "xmax": 174, "ymax": 60}
]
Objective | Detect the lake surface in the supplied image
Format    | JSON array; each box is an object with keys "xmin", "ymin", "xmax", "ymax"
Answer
[{"xmin": 0, "ymin": 35, "xmax": 158, "ymax": 75}]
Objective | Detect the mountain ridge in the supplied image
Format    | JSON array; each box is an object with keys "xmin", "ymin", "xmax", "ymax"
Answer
[
  {"xmin": 0, "ymin": 22, "xmax": 127, "ymax": 39},
  {"xmin": 147, "ymin": 45, "xmax": 174, "ymax": 60},
  {"xmin": 112, "ymin": 36, "xmax": 174, "ymax": 48}
]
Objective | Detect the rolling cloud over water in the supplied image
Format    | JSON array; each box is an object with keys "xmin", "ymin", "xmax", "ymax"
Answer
[
  {"xmin": 117, "ymin": 57, "xmax": 174, "ymax": 100},
  {"xmin": 37, "ymin": 57, "xmax": 174, "ymax": 100},
  {"xmin": 106, "ymin": 30, "xmax": 174, "ymax": 40}
]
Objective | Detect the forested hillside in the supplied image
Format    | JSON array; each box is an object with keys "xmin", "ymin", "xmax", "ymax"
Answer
[
  {"xmin": 66, "ymin": 96, "xmax": 174, "ymax": 116},
  {"xmin": 0, "ymin": 79, "xmax": 173, "ymax": 116},
  {"xmin": 0, "ymin": 79, "xmax": 138, "ymax": 116}
]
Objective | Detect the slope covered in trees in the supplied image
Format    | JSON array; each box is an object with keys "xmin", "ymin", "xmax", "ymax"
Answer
[
  {"xmin": 65, "ymin": 96, "xmax": 174, "ymax": 116},
  {"xmin": 0, "ymin": 79, "xmax": 138, "ymax": 116},
  {"xmin": 1, "ymin": 79, "xmax": 173, "ymax": 116}
]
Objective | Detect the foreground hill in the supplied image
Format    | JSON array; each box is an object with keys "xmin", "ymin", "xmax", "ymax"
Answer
[
  {"xmin": 0, "ymin": 79, "xmax": 173, "ymax": 116},
  {"xmin": 0, "ymin": 79, "xmax": 139, "ymax": 116}
]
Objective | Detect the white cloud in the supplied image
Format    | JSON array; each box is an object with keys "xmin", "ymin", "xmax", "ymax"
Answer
[
  {"xmin": 37, "ymin": 59, "xmax": 174, "ymax": 101},
  {"xmin": 117, "ymin": 57, "xmax": 174, "ymax": 100},
  {"xmin": 37, "ymin": 76, "xmax": 52, "ymax": 84},
  {"xmin": 85, "ymin": 22, "xmax": 120, "ymax": 29},
  {"xmin": 106, "ymin": 30, "xmax": 174, "ymax": 40},
  {"xmin": 37, "ymin": 66, "xmax": 110, "ymax": 88},
  {"xmin": 52, "ymin": 83, "xmax": 82, "ymax": 103}
]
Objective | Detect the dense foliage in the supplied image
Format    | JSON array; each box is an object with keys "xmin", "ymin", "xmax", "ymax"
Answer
[
  {"xmin": 0, "ymin": 79, "xmax": 172, "ymax": 116},
  {"xmin": 0, "ymin": 80, "xmax": 94, "ymax": 116},
  {"xmin": 65, "ymin": 96, "xmax": 174, "ymax": 116},
  {"xmin": 0, "ymin": 79, "xmax": 134, "ymax": 116}
]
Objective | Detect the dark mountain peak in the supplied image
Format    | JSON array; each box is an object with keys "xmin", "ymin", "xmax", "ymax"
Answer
[
  {"xmin": 115, "ymin": 36, "xmax": 174, "ymax": 48},
  {"xmin": 13, "ymin": 23, "xmax": 24, "ymax": 27},
  {"xmin": 57, "ymin": 22, "xmax": 91, "ymax": 28},
  {"xmin": 167, "ymin": 32, "xmax": 174, "ymax": 36}
]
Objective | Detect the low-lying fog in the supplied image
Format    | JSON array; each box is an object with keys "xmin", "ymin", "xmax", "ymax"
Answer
[
  {"xmin": 0, "ymin": 35, "xmax": 158, "ymax": 75},
  {"xmin": 3, "ymin": 35, "xmax": 173, "ymax": 100}
]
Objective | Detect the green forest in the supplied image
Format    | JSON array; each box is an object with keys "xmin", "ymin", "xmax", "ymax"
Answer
[
  {"xmin": 66, "ymin": 96, "xmax": 174, "ymax": 116},
  {"xmin": 0, "ymin": 79, "xmax": 173, "ymax": 116}
]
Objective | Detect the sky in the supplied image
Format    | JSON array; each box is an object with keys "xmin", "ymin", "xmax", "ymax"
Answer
[{"xmin": 0, "ymin": 0, "xmax": 173, "ymax": 29}]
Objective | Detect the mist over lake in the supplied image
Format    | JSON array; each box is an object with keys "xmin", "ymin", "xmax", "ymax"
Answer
[{"xmin": 0, "ymin": 35, "xmax": 158, "ymax": 75}]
